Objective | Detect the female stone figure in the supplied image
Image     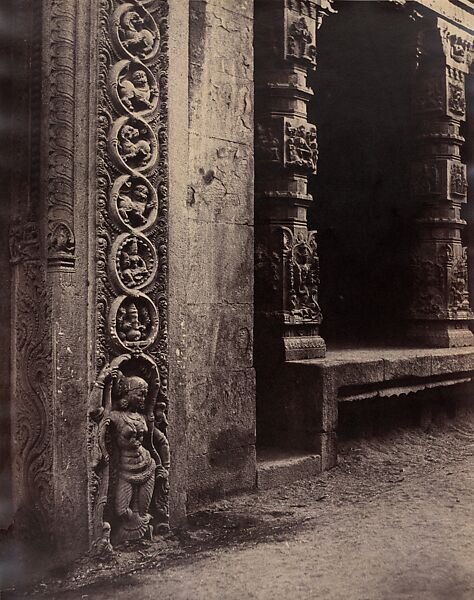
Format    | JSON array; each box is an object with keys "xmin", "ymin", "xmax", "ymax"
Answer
[{"xmin": 108, "ymin": 372, "xmax": 156, "ymax": 544}]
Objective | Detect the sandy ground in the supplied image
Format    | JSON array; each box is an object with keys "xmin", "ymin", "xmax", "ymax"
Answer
[{"xmin": 4, "ymin": 414, "xmax": 474, "ymax": 600}]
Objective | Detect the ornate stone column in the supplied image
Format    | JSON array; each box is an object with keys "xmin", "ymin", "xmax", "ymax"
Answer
[
  {"xmin": 8, "ymin": 0, "xmax": 172, "ymax": 566},
  {"xmin": 9, "ymin": 0, "xmax": 90, "ymax": 561},
  {"xmin": 255, "ymin": 0, "xmax": 334, "ymax": 362},
  {"xmin": 408, "ymin": 17, "xmax": 474, "ymax": 347}
]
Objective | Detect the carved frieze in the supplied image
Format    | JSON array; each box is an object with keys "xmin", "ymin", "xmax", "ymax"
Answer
[
  {"xmin": 92, "ymin": 0, "xmax": 169, "ymax": 551},
  {"xmin": 9, "ymin": 221, "xmax": 40, "ymax": 265},
  {"xmin": 110, "ymin": 233, "xmax": 158, "ymax": 291},
  {"xmin": 109, "ymin": 293, "xmax": 159, "ymax": 352},
  {"xmin": 111, "ymin": 3, "xmax": 160, "ymax": 62},
  {"xmin": 411, "ymin": 161, "xmax": 442, "ymax": 197},
  {"xmin": 450, "ymin": 162, "xmax": 467, "ymax": 198},
  {"xmin": 256, "ymin": 118, "xmax": 318, "ymax": 173},
  {"xmin": 256, "ymin": 227, "xmax": 322, "ymax": 324},
  {"xmin": 287, "ymin": 16, "xmax": 317, "ymax": 64},
  {"xmin": 286, "ymin": 121, "xmax": 318, "ymax": 172},
  {"xmin": 109, "ymin": 116, "xmax": 158, "ymax": 172},
  {"xmin": 255, "ymin": 123, "xmax": 282, "ymax": 165},
  {"xmin": 9, "ymin": 219, "xmax": 55, "ymax": 547}
]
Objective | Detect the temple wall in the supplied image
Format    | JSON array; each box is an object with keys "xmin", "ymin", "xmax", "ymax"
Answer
[{"xmin": 186, "ymin": 0, "xmax": 256, "ymax": 509}]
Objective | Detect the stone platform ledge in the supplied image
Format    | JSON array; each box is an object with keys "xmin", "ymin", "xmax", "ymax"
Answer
[
  {"xmin": 256, "ymin": 448, "xmax": 321, "ymax": 490},
  {"xmin": 291, "ymin": 346, "xmax": 474, "ymax": 401}
]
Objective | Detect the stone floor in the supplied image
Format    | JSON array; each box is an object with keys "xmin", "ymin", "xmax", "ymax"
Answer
[{"xmin": 6, "ymin": 407, "xmax": 474, "ymax": 600}]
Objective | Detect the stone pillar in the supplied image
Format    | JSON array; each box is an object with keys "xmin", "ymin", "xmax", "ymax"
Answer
[
  {"xmin": 8, "ymin": 0, "xmax": 176, "ymax": 567},
  {"xmin": 408, "ymin": 17, "xmax": 474, "ymax": 347},
  {"xmin": 254, "ymin": 0, "xmax": 334, "ymax": 362},
  {"xmin": 9, "ymin": 0, "xmax": 90, "ymax": 562}
]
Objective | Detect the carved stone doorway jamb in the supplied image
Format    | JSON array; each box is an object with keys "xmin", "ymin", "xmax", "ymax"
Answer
[{"xmin": 408, "ymin": 15, "xmax": 474, "ymax": 347}]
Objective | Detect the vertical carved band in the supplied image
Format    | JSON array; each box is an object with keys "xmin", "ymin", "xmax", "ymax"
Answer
[
  {"xmin": 8, "ymin": 2, "xmax": 56, "ymax": 549},
  {"xmin": 45, "ymin": 0, "xmax": 77, "ymax": 268},
  {"xmin": 90, "ymin": 0, "xmax": 169, "ymax": 550}
]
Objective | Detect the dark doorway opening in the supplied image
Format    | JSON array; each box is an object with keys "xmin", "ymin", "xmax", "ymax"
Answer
[{"xmin": 309, "ymin": 1, "xmax": 417, "ymax": 346}]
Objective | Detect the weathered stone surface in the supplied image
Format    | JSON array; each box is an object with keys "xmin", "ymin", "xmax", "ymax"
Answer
[
  {"xmin": 168, "ymin": 0, "xmax": 190, "ymax": 526},
  {"xmin": 190, "ymin": 2, "xmax": 253, "ymax": 81},
  {"xmin": 187, "ymin": 221, "xmax": 253, "ymax": 305},
  {"xmin": 383, "ymin": 355, "xmax": 432, "ymax": 380},
  {"xmin": 189, "ymin": 73, "xmax": 253, "ymax": 143},
  {"xmin": 187, "ymin": 444, "xmax": 256, "ymax": 510},
  {"xmin": 188, "ymin": 134, "xmax": 254, "ymax": 225},
  {"xmin": 187, "ymin": 368, "xmax": 256, "ymax": 457},
  {"xmin": 431, "ymin": 351, "xmax": 474, "ymax": 375},
  {"xmin": 257, "ymin": 450, "xmax": 321, "ymax": 490},
  {"xmin": 185, "ymin": 0, "xmax": 255, "ymax": 509},
  {"xmin": 187, "ymin": 304, "xmax": 253, "ymax": 370}
]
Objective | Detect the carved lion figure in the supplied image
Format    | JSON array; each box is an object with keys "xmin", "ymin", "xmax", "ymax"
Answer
[
  {"xmin": 120, "ymin": 10, "xmax": 156, "ymax": 59},
  {"xmin": 118, "ymin": 123, "xmax": 152, "ymax": 168}
]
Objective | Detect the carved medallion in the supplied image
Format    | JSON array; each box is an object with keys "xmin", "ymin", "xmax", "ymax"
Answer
[
  {"xmin": 110, "ymin": 60, "xmax": 159, "ymax": 117},
  {"xmin": 109, "ymin": 116, "xmax": 158, "ymax": 172},
  {"xmin": 110, "ymin": 174, "xmax": 159, "ymax": 232},
  {"xmin": 109, "ymin": 293, "xmax": 159, "ymax": 352},
  {"xmin": 110, "ymin": 233, "xmax": 157, "ymax": 291},
  {"xmin": 111, "ymin": 3, "xmax": 160, "ymax": 62}
]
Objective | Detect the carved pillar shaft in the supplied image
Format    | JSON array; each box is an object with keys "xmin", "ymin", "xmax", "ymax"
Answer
[
  {"xmin": 9, "ymin": 0, "xmax": 90, "ymax": 560},
  {"xmin": 255, "ymin": 0, "xmax": 333, "ymax": 362},
  {"xmin": 408, "ymin": 18, "xmax": 474, "ymax": 347},
  {"xmin": 8, "ymin": 0, "xmax": 171, "ymax": 563}
]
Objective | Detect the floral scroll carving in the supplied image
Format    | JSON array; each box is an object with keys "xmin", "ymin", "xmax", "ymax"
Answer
[{"xmin": 92, "ymin": 0, "xmax": 169, "ymax": 553}]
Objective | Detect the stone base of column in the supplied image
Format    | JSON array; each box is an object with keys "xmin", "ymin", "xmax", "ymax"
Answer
[
  {"xmin": 407, "ymin": 321, "xmax": 474, "ymax": 348},
  {"xmin": 283, "ymin": 334, "xmax": 326, "ymax": 360}
]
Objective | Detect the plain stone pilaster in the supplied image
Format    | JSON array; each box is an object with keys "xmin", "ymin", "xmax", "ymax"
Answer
[
  {"xmin": 187, "ymin": 0, "xmax": 256, "ymax": 508},
  {"xmin": 168, "ymin": 0, "xmax": 190, "ymax": 525}
]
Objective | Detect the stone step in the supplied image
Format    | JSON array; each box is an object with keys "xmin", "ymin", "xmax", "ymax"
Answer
[{"xmin": 256, "ymin": 448, "xmax": 322, "ymax": 490}]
